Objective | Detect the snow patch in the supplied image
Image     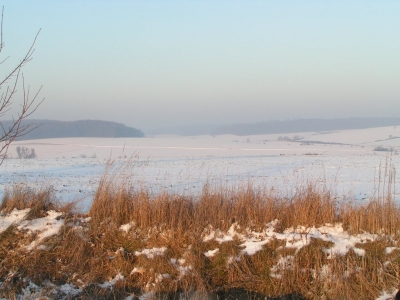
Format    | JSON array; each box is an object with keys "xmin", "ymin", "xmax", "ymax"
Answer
[
  {"xmin": 385, "ymin": 247, "xmax": 399, "ymax": 254},
  {"xmin": 18, "ymin": 210, "xmax": 64, "ymax": 251},
  {"xmin": 0, "ymin": 208, "xmax": 30, "ymax": 233},
  {"xmin": 203, "ymin": 221, "xmax": 373, "ymax": 258},
  {"xmin": 155, "ymin": 273, "xmax": 171, "ymax": 283},
  {"xmin": 59, "ymin": 283, "xmax": 82, "ymax": 296},
  {"xmin": 135, "ymin": 247, "xmax": 167, "ymax": 259},
  {"xmin": 120, "ymin": 222, "xmax": 135, "ymax": 233},
  {"xmin": 375, "ymin": 289, "xmax": 398, "ymax": 300},
  {"xmin": 98, "ymin": 273, "xmax": 124, "ymax": 289},
  {"xmin": 204, "ymin": 248, "xmax": 219, "ymax": 257},
  {"xmin": 171, "ymin": 258, "xmax": 192, "ymax": 279}
]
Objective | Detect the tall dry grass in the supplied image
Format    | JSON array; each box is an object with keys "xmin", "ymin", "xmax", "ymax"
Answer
[
  {"xmin": 0, "ymin": 184, "xmax": 57, "ymax": 219},
  {"xmin": 1, "ymin": 158, "xmax": 400, "ymax": 299},
  {"xmin": 89, "ymin": 161, "xmax": 340, "ymax": 236},
  {"xmin": 342, "ymin": 157, "xmax": 400, "ymax": 236}
]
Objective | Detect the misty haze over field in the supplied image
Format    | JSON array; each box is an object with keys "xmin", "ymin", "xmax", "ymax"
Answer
[
  {"xmin": 147, "ymin": 118, "xmax": 400, "ymax": 136},
  {"xmin": 0, "ymin": 1, "xmax": 398, "ymax": 132}
]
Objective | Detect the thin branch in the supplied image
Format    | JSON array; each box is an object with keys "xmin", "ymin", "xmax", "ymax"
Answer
[
  {"xmin": 0, "ymin": 8, "xmax": 43, "ymax": 164},
  {"xmin": 0, "ymin": 6, "xmax": 4, "ymax": 54},
  {"xmin": 0, "ymin": 29, "xmax": 40, "ymax": 88}
]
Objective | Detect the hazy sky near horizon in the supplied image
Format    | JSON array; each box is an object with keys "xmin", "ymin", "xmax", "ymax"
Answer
[{"xmin": 1, "ymin": 1, "xmax": 399, "ymax": 131}]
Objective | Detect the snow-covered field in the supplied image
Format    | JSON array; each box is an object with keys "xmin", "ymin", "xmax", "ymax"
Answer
[
  {"xmin": 1, "ymin": 126, "xmax": 400, "ymax": 210},
  {"xmin": 2, "ymin": 126, "xmax": 400, "ymax": 299}
]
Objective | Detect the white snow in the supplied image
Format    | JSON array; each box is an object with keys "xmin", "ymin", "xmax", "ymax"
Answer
[
  {"xmin": 17, "ymin": 210, "xmax": 64, "ymax": 250},
  {"xmin": 0, "ymin": 208, "xmax": 30, "ymax": 233},
  {"xmin": 59, "ymin": 283, "xmax": 82, "ymax": 296},
  {"xmin": 281, "ymin": 224, "xmax": 373, "ymax": 257},
  {"xmin": 0, "ymin": 208, "xmax": 64, "ymax": 251},
  {"xmin": 204, "ymin": 248, "xmax": 219, "ymax": 257},
  {"xmin": 155, "ymin": 273, "xmax": 171, "ymax": 283},
  {"xmin": 135, "ymin": 247, "xmax": 167, "ymax": 259},
  {"xmin": 98, "ymin": 273, "xmax": 124, "ymax": 289},
  {"xmin": 170, "ymin": 258, "xmax": 192, "ymax": 279},
  {"xmin": 20, "ymin": 281, "xmax": 42, "ymax": 299},
  {"xmin": 120, "ymin": 222, "xmax": 133, "ymax": 233},
  {"xmin": 1, "ymin": 126, "xmax": 400, "ymax": 211},
  {"xmin": 240, "ymin": 238, "xmax": 270, "ymax": 256},
  {"xmin": 203, "ymin": 222, "xmax": 374, "ymax": 258},
  {"xmin": 8, "ymin": 125, "xmax": 400, "ymax": 160},
  {"xmin": 375, "ymin": 290, "xmax": 398, "ymax": 300},
  {"xmin": 385, "ymin": 247, "xmax": 399, "ymax": 254}
]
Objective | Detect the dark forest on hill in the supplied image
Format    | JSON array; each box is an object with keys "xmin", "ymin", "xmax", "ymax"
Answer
[{"xmin": 1, "ymin": 120, "xmax": 144, "ymax": 140}]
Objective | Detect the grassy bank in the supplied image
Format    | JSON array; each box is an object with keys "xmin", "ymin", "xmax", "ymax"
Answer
[{"xmin": 1, "ymin": 163, "xmax": 400, "ymax": 299}]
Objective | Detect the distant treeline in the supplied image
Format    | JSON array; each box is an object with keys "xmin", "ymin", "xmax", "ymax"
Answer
[
  {"xmin": 151, "ymin": 118, "xmax": 400, "ymax": 136},
  {"xmin": 214, "ymin": 118, "xmax": 400, "ymax": 136},
  {"xmin": 2, "ymin": 120, "xmax": 144, "ymax": 140}
]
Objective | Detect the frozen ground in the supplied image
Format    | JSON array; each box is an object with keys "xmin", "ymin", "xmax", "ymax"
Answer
[
  {"xmin": 1, "ymin": 126, "xmax": 400, "ymax": 210},
  {"xmin": 1, "ymin": 205, "xmax": 399, "ymax": 299}
]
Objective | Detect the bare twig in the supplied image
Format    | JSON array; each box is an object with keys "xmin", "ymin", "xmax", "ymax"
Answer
[{"xmin": 0, "ymin": 7, "xmax": 43, "ymax": 164}]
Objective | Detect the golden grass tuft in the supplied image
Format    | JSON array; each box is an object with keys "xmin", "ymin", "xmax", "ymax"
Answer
[{"xmin": 0, "ymin": 184, "xmax": 58, "ymax": 220}]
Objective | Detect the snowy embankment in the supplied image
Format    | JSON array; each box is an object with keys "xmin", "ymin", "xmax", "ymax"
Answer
[{"xmin": 1, "ymin": 206, "xmax": 399, "ymax": 299}]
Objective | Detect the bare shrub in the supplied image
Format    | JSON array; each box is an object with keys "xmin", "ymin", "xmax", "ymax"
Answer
[{"xmin": 15, "ymin": 146, "xmax": 36, "ymax": 159}]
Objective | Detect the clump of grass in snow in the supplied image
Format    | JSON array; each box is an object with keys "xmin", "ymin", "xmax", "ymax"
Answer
[
  {"xmin": 0, "ymin": 184, "xmax": 57, "ymax": 220},
  {"xmin": 1, "ymin": 160, "xmax": 400, "ymax": 299}
]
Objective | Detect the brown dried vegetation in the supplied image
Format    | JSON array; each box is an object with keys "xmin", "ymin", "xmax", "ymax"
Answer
[{"xmin": 1, "ymin": 162, "xmax": 400, "ymax": 299}]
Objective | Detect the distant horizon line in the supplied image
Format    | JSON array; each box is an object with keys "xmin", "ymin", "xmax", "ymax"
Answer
[{"xmin": 14, "ymin": 116, "xmax": 400, "ymax": 128}]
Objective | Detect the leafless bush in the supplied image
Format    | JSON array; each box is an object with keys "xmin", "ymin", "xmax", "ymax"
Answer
[{"xmin": 16, "ymin": 146, "xmax": 36, "ymax": 159}]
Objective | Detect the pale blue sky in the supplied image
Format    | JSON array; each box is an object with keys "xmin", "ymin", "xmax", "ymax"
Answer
[{"xmin": 1, "ymin": 1, "xmax": 399, "ymax": 131}]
